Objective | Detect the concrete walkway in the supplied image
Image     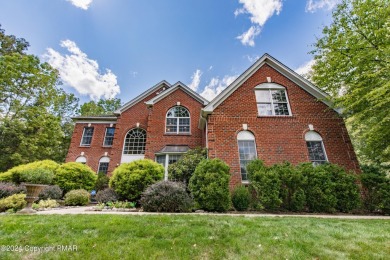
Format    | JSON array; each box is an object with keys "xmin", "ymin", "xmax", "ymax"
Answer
[{"xmin": 36, "ymin": 206, "xmax": 390, "ymax": 219}]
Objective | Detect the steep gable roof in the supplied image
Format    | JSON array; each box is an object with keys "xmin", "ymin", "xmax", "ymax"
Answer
[
  {"xmin": 114, "ymin": 80, "xmax": 171, "ymax": 114},
  {"xmin": 145, "ymin": 81, "xmax": 209, "ymax": 106},
  {"xmin": 202, "ymin": 53, "xmax": 336, "ymax": 116}
]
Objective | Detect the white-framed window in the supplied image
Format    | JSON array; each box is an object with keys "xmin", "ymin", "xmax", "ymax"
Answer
[
  {"xmin": 305, "ymin": 131, "xmax": 328, "ymax": 165},
  {"xmin": 75, "ymin": 156, "xmax": 87, "ymax": 164},
  {"xmin": 237, "ymin": 131, "xmax": 257, "ymax": 182},
  {"xmin": 166, "ymin": 106, "xmax": 190, "ymax": 134},
  {"xmin": 123, "ymin": 128, "xmax": 147, "ymax": 155},
  {"xmin": 80, "ymin": 127, "xmax": 94, "ymax": 146},
  {"xmin": 103, "ymin": 127, "xmax": 115, "ymax": 146},
  {"xmin": 98, "ymin": 156, "xmax": 110, "ymax": 174},
  {"xmin": 255, "ymin": 83, "xmax": 291, "ymax": 116},
  {"xmin": 155, "ymin": 154, "xmax": 183, "ymax": 180}
]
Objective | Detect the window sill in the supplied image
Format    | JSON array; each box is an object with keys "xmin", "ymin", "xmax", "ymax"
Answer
[
  {"xmin": 102, "ymin": 145, "xmax": 113, "ymax": 148},
  {"xmin": 257, "ymin": 115, "xmax": 294, "ymax": 118},
  {"xmin": 164, "ymin": 133, "xmax": 191, "ymax": 136},
  {"xmin": 79, "ymin": 145, "xmax": 91, "ymax": 147}
]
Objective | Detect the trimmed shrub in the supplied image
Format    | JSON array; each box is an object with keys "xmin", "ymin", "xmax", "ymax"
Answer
[
  {"xmin": 249, "ymin": 168, "xmax": 282, "ymax": 210},
  {"xmin": 0, "ymin": 160, "xmax": 59, "ymax": 183},
  {"xmin": 95, "ymin": 172, "xmax": 110, "ymax": 191},
  {"xmin": 0, "ymin": 182, "xmax": 26, "ymax": 199},
  {"xmin": 38, "ymin": 185, "xmax": 63, "ymax": 200},
  {"xmin": 0, "ymin": 194, "xmax": 26, "ymax": 212},
  {"xmin": 95, "ymin": 188, "xmax": 118, "ymax": 203},
  {"xmin": 54, "ymin": 162, "xmax": 97, "ymax": 194},
  {"xmin": 140, "ymin": 181, "xmax": 193, "ymax": 212},
  {"xmin": 109, "ymin": 159, "xmax": 164, "ymax": 201},
  {"xmin": 298, "ymin": 163, "xmax": 337, "ymax": 213},
  {"xmin": 231, "ymin": 185, "xmax": 251, "ymax": 211},
  {"xmin": 168, "ymin": 147, "xmax": 207, "ymax": 184},
  {"xmin": 35, "ymin": 199, "xmax": 59, "ymax": 209},
  {"xmin": 64, "ymin": 189, "xmax": 90, "ymax": 206},
  {"xmin": 13, "ymin": 168, "xmax": 54, "ymax": 185},
  {"xmin": 189, "ymin": 159, "xmax": 231, "ymax": 212}
]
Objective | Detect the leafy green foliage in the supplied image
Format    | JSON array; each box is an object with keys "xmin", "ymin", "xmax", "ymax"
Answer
[
  {"xmin": 95, "ymin": 172, "xmax": 110, "ymax": 191},
  {"xmin": 54, "ymin": 162, "xmax": 97, "ymax": 194},
  {"xmin": 109, "ymin": 159, "xmax": 164, "ymax": 201},
  {"xmin": 78, "ymin": 98, "xmax": 121, "ymax": 116},
  {"xmin": 0, "ymin": 26, "xmax": 79, "ymax": 172},
  {"xmin": 64, "ymin": 189, "xmax": 90, "ymax": 206},
  {"xmin": 189, "ymin": 159, "xmax": 231, "ymax": 212},
  {"xmin": 0, "ymin": 182, "xmax": 26, "ymax": 199},
  {"xmin": 95, "ymin": 188, "xmax": 118, "ymax": 203},
  {"xmin": 249, "ymin": 168, "xmax": 282, "ymax": 210},
  {"xmin": 311, "ymin": 0, "xmax": 390, "ymax": 164},
  {"xmin": 38, "ymin": 185, "xmax": 63, "ymax": 200},
  {"xmin": 231, "ymin": 185, "xmax": 251, "ymax": 211},
  {"xmin": 0, "ymin": 193, "xmax": 26, "ymax": 212},
  {"xmin": 140, "ymin": 181, "xmax": 193, "ymax": 212},
  {"xmin": 168, "ymin": 147, "xmax": 207, "ymax": 184},
  {"xmin": 34, "ymin": 199, "xmax": 59, "ymax": 209},
  {"xmin": 1, "ymin": 160, "xmax": 59, "ymax": 183},
  {"xmin": 13, "ymin": 168, "xmax": 54, "ymax": 185}
]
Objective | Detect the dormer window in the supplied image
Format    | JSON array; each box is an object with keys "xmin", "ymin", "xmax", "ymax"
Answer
[
  {"xmin": 166, "ymin": 106, "xmax": 190, "ymax": 134},
  {"xmin": 255, "ymin": 83, "xmax": 291, "ymax": 116}
]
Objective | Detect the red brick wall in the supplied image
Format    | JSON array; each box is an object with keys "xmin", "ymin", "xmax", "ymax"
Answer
[
  {"xmin": 145, "ymin": 88, "xmax": 205, "ymax": 159},
  {"xmin": 206, "ymin": 64, "xmax": 360, "ymax": 187},
  {"xmin": 66, "ymin": 122, "xmax": 115, "ymax": 173}
]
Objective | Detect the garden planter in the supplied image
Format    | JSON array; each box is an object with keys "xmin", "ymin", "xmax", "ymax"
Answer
[{"xmin": 19, "ymin": 183, "xmax": 47, "ymax": 214}]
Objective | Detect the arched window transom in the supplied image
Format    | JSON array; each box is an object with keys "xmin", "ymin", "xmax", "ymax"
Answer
[
  {"xmin": 123, "ymin": 128, "xmax": 147, "ymax": 154},
  {"xmin": 237, "ymin": 131, "xmax": 257, "ymax": 182},
  {"xmin": 166, "ymin": 106, "xmax": 190, "ymax": 134},
  {"xmin": 305, "ymin": 131, "xmax": 328, "ymax": 165}
]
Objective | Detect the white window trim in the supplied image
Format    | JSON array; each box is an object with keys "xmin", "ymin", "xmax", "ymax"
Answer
[
  {"xmin": 237, "ymin": 131, "xmax": 257, "ymax": 183},
  {"xmin": 305, "ymin": 131, "xmax": 329, "ymax": 164},
  {"xmin": 102, "ymin": 127, "xmax": 115, "ymax": 147},
  {"xmin": 254, "ymin": 83, "xmax": 292, "ymax": 116},
  {"xmin": 155, "ymin": 153, "xmax": 184, "ymax": 181},
  {"xmin": 165, "ymin": 106, "xmax": 191, "ymax": 134},
  {"xmin": 80, "ymin": 127, "xmax": 94, "ymax": 147},
  {"xmin": 122, "ymin": 128, "xmax": 147, "ymax": 155}
]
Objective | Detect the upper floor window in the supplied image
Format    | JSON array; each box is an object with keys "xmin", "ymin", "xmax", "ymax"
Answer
[
  {"xmin": 255, "ymin": 83, "xmax": 291, "ymax": 116},
  {"xmin": 103, "ymin": 127, "xmax": 115, "ymax": 146},
  {"xmin": 305, "ymin": 131, "xmax": 328, "ymax": 165},
  {"xmin": 80, "ymin": 127, "xmax": 94, "ymax": 146},
  {"xmin": 237, "ymin": 131, "xmax": 257, "ymax": 182},
  {"xmin": 166, "ymin": 106, "xmax": 190, "ymax": 134},
  {"xmin": 123, "ymin": 128, "xmax": 146, "ymax": 154},
  {"xmin": 98, "ymin": 156, "xmax": 110, "ymax": 174}
]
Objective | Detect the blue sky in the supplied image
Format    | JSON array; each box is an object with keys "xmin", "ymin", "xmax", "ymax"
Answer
[{"xmin": 0, "ymin": 0, "xmax": 338, "ymax": 103}]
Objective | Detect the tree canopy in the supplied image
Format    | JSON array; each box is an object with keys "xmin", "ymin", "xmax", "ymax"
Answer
[
  {"xmin": 311, "ymin": 0, "xmax": 390, "ymax": 165},
  {"xmin": 0, "ymin": 25, "xmax": 79, "ymax": 172},
  {"xmin": 78, "ymin": 98, "xmax": 121, "ymax": 116}
]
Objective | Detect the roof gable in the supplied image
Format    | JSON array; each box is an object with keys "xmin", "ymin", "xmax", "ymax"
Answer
[
  {"xmin": 145, "ymin": 81, "xmax": 209, "ymax": 106},
  {"xmin": 114, "ymin": 80, "xmax": 171, "ymax": 114},
  {"xmin": 202, "ymin": 53, "xmax": 337, "ymax": 116}
]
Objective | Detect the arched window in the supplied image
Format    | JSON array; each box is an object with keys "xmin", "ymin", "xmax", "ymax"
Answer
[
  {"xmin": 75, "ymin": 156, "xmax": 87, "ymax": 164},
  {"xmin": 98, "ymin": 156, "xmax": 110, "ymax": 174},
  {"xmin": 123, "ymin": 128, "xmax": 147, "ymax": 154},
  {"xmin": 255, "ymin": 83, "xmax": 291, "ymax": 116},
  {"xmin": 166, "ymin": 106, "xmax": 190, "ymax": 134},
  {"xmin": 305, "ymin": 131, "xmax": 328, "ymax": 165},
  {"xmin": 237, "ymin": 131, "xmax": 257, "ymax": 182}
]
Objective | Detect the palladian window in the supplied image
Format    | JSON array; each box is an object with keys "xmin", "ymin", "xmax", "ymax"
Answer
[{"xmin": 166, "ymin": 106, "xmax": 190, "ymax": 134}]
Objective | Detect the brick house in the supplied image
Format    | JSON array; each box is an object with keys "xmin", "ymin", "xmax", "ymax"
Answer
[{"xmin": 66, "ymin": 54, "xmax": 360, "ymax": 186}]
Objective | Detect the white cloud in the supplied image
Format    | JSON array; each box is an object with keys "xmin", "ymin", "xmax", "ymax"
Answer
[
  {"xmin": 44, "ymin": 40, "xmax": 120, "ymax": 100},
  {"xmin": 236, "ymin": 26, "xmax": 261, "ymax": 47},
  {"xmin": 188, "ymin": 69, "xmax": 202, "ymax": 92},
  {"xmin": 235, "ymin": 0, "xmax": 283, "ymax": 46},
  {"xmin": 208, "ymin": 66, "xmax": 213, "ymax": 71},
  {"xmin": 200, "ymin": 75, "xmax": 238, "ymax": 101},
  {"xmin": 246, "ymin": 54, "xmax": 260, "ymax": 63},
  {"xmin": 295, "ymin": 59, "xmax": 315, "ymax": 79},
  {"xmin": 306, "ymin": 0, "xmax": 339, "ymax": 12},
  {"xmin": 67, "ymin": 0, "xmax": 93, "ymax": 10}
]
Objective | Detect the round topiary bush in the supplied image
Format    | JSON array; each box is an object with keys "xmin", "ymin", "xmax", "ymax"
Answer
[
  {"xmin": 231, "ymin": 185, "xmax": 251, "ymax": 211},
  {"xmin": 189, "ymin": 159, "xmax": 231, "ymax": 212},
  {"xmin": 95, "ymin": 188, "xmax": 118, "ymax": 203},
  {"xmin": 109, "ymin": 159, "xmax": 164, "ymax": 201},
  {"xmin": 140, "ymin": 181, "xmax": 193, "ymax": 212},
  {"xmin": 14, "ymin": 168, "xmax": 54, "ymax": 185},
  {"xmin": 64, "ymin": 189, "xmax": 90, "ymax": 206},
  {"xmin": 38, "ymin": 185, "xmax": 63, "ymax": 200},
  {"xmin": 0, "ymin": 160, "xmax": 59, "ymax": 183},
  {"xmin": 54, "ymin": 162, "xmax": 97, "ymax": 194}
]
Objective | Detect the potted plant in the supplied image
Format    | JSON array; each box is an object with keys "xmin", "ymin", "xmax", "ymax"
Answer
[{"xmin": 13, "ymin": 168, "xmax": 54, "ymax": 214}]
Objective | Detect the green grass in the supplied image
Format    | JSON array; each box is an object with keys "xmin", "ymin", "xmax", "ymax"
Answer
[{"xmin": 0, "ymin": 215, "xmax": 389, "ymax": 259}]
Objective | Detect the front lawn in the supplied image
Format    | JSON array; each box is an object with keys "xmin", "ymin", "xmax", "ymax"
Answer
[{"xmin": 0, "ymin": 215, "xmax": 389, "ymax": 259}]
